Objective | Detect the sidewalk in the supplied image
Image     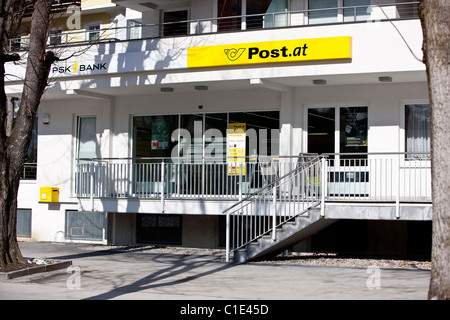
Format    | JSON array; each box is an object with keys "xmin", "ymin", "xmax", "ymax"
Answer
[{"xmin": 0, "ymin": 242, "xmax": 430, "ymax": 301}]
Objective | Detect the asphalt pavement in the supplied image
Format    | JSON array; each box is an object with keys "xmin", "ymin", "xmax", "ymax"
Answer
[{"xmin": 0, "ymin": 242, "xmax": 430, "ymax": 303}]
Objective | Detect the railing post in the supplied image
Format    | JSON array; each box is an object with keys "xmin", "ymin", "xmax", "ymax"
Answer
[
  {"xmin": 395, "ymin": 154, "xmax": 400, "ymax": 219},
  {"xmin": 90, "ymin": 161, "xmax": 95, "ymax": 211},
  {"xmin": 272, "ymin": 184, "xmax": 277, "ymax": 241},
  {"xmin": 161, "ymin": 159, "xmax": 165, "ymax": 213},
  {"xmin": 321, "ymin": 157, "xmax": 327, "ymax": 217},
  {"xmin": 226, "ymin": 213, "xmax": 230, "ymax": 262},
  {"xmin": 238, "ymin": 162, "xmax": 243, "ymax": 201}
]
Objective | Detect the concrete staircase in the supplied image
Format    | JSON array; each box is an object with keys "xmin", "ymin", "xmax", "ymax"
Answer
[{"xmin": 233, "ymin": 206, "xmax": 336, "ymax": 262}]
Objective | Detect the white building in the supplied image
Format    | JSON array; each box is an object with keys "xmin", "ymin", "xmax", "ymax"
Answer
[{"xmin": 7, "ymin": 0, "xmax": 431, "ymax": 261}]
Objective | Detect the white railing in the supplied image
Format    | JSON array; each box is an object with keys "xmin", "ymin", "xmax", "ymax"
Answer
[
  {"xmin": 222, "ymin": 156, "xmax": 323, "ymax": 261},
  {"xmin": 325, "ymin": 153, "xmax": 432, "ymax": 203},
  {"xmin": 76, "ymin": 152, "xmax": 432, "ymax": 204},
  {"xmin": 9, "ymin": 2, "xmax": 419, "ymax": 52},
  {"xmin": 75, "ymin": 156, "xmax": 313, "ymax": 201}
]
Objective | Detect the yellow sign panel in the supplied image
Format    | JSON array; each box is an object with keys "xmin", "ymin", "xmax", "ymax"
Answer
[
  {"xmin": 188, "ymin": 36, "xmax": 352, "ymax": 68},
  {"xmin": 228, "ymin": 123, "xmax": 246, "ymax": 176}
]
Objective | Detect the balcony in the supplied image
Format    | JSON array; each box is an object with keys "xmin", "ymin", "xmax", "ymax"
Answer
[
  {"xmin": 8, "ymin": 2, "xmax": 420, "ymax": 52},
  {"xmin": 75, "ymin": 152, "xmax": 431, "ymax": 204}
]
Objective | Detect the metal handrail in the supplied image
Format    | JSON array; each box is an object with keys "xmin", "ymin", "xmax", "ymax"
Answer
[
  {"xmin": 222, "ymin": 155, "xmax": 321, "ymax": 215},
  {"xmin": 222, "ymin": 155, "xmax": 323, "ymax": 261},
  {"xmin": 8, "ymin": 2, "xmax": 419, "ymax": 52},
  {"xmin": 76, "ymin": 154, "xmax": 317, "ymax": 162}
]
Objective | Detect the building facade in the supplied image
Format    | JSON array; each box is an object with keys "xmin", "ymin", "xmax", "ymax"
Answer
[{"xmin": 7, "ymin": 0, "xmax": 431, "ymax": 260}]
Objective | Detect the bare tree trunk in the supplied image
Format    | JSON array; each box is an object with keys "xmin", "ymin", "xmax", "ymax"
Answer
[
  {"xmin": 0, "ymin": 0, "xmax": 56, "ymax": 269},
  {"xmin": 420, "ymin": 0, "xmax": 450, "ymax": 300}
]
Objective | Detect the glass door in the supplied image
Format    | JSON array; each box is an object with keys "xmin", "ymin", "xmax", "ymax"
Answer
[
  {"xmin": 307, "ymin": 106, "xmax": 368, "ymax": 198},
  {"xmin": 307, "ymin": 108, "xmax": 336, "ymax": 156},
  {"xmin": 133, "ymin": 115, "xmax": 178, "ymax": 196}
]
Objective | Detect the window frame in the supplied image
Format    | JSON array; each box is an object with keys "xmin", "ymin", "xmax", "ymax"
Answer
[
  {"xmin": 76, "ymin": 115, "xmax": 98, "ymax": 161},
  {"xmin": 84, "ymin": 22, "xmax": 102, "ymax": 42},
  {"xmin": 400, "ymin": 100, "xmax": 431, "ymax": 162},
  {"xmin": 304, "ymin": 104, "xmax": 369, "ymax": 158},
  {"xmin": 162, "ymin": 8, "xmax": 190, "ymax": 37},
  {"xmin": 49, "ymin": 26, "xmax": 64, "ymax": 46},
  {"xmin": 131, "ymin": 110, "xmax": 281, "ymax": 162}
]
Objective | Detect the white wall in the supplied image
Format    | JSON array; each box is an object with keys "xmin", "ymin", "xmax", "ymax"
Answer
[
  {"xmin": 293, "ymin": 82, "xmax": 429, "ymax": 155},
  {"xmin": 5, "ymin": 19, "xmax": 424, "ymax": 95},
  {"xmin": 13, "ymin": 12, "xmax": 428, "ymax": 241}
]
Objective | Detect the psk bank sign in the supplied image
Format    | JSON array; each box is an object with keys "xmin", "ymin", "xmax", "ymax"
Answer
[
  {"xmin": 187, "ymin": 36, "xmax": 352, "ymax": 68},
  {"xmin": 52, "ymin": 59, "xmax": 108, "ymax": 75}
]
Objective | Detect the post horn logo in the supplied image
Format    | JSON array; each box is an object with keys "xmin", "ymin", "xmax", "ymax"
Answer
[{"xmin": 224, "ymin": 48, "xmax": 246, "ymax": 61}]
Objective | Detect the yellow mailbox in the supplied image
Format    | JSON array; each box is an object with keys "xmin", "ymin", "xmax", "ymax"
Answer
[{"xmin": 40, "ymin": 187, "xmax": 59, "ymax": 203}]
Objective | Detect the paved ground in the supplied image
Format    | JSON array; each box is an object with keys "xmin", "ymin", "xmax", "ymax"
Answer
[{"xmin": 0, "ymin": 242, "xmax": 430, "ymax": 303}]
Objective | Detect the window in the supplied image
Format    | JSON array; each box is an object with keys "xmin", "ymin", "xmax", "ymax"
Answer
[
  {"xmin": 11, "ymin": 98, "xmax": 37, "ymax": 180},
  {"xmin": 133, "ymin": 115, "xmax": 179, "ymax": 159},
  {"xmin": 308, "ymin": 0, "xmax": 338, "ymax": 24},
  {"xmin": 246, "ymin": 0, "xmax": 288, "ymax": 29},
  {"xmin": 339, "ymin": 107, "xmax": 368, "ymax": 156},
  {"xmin": 218, "ymin": 0, "xmax": 288, "ymax": 31},
  {"xmin": 307, "ymin": 106, "xmax": 368, "ymax": 157},
  {"xmin": 307, "ymin": 108, "xmax": 336, "ymax": 155},
  {"xmin": 25, "ymin": 109, "xmax": 38, "ymax": 179},
  {"xmin": 77, "ymin": 116, "xmax": 97, "ymax": 160},
  {"xmin": 308, "ymin": 0, "xmax": 371, "ymax": 24},
  {"xmin": 163, "ymin": 10, "xmax": 189, "ymax": 36},
  {"xmin": 87, "ymin": 24, "xmax": 101, "ymax": 42},
  {"xmin": 127, "ymin": 20, "xmax": 141, "ymax": 40},
  {"xmin": 343, "ymin": 0, "xmax": 371, "ymax": 22},
  {"xmin": 17, "ymin": 209, "xmax": 32, "ymax": 238},
  {"xmin": 217, "ymin": 0, "xmax": 242, "ymax": 31},
  {"xmin": 229, "ymin": 111, "xmax": 280, "ymax": 157},
  {"xmin": 405, "ymin": 104, "xmax": 430, "ymax": 159},
  {"xmin": 132, "ymin": 112, "xmax": 279, "ymax": 195},
  {"xmin": 49, "ymin": 28, "xmax": 63, "ymax": 46},
  {"xmin": 133, "ymin": 112, "xmax": 279, "ymax": 161}
]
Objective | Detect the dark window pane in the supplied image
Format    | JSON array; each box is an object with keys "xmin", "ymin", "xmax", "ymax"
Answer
[
  {"xmin": 218, "ymin": 0, "xmax": 242, "ymax": 31},
  {"xmin": 308, "ymin": 108, "xmax": 335, "ymax": 155},
  {"xmin": 164, "ymin": 10, "xmax": 188, "ymax": 36},
  {"xmin": 340, "ymin": 107, "xmax": 368, "ymax": 161}
]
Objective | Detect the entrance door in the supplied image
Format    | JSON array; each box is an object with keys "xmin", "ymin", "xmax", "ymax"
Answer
[
  {"xmin": 307, "ymin": 106, "xmax": 368, "ymax": 156},
  {"xmin": 307, "ymin": 106, "xmax": 368, "ymax": 198},
  {"xmin": 307, "ymin": 107, "xmax": 336, "ymax": 156}
]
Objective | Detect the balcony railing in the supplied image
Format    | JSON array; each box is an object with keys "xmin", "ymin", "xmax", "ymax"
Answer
[
  {"xmin": 9, "ymin": 2, "xmax": 419, "ymax": 52},
  {"xmin": 75, "ymin": 152, "xmax": 432, "ymax": 204}
]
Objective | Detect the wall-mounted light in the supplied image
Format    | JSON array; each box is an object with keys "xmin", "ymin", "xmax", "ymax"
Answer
[
  {"xmin": 379, "ymin": 76, "xmax": 393, "ymax": 83},
  {"xmin": 313, "ymin": 79, "xmax": 327, "ymax": 85},
  {"xmin": 42, "ymin": 113, "xmax": 50, "ymax": 125},
  {"xmin": 161, "ymin": 87, "xmax": 174, "ymax": 93},
  {"xmin": 194, "ymin": 85, "xmax": 208, "ymax": 91}
]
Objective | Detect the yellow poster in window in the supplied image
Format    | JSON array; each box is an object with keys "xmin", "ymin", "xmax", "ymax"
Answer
[{"xmin": 228, "ymin": 123, "xmax": 246, "ymax": 176}]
